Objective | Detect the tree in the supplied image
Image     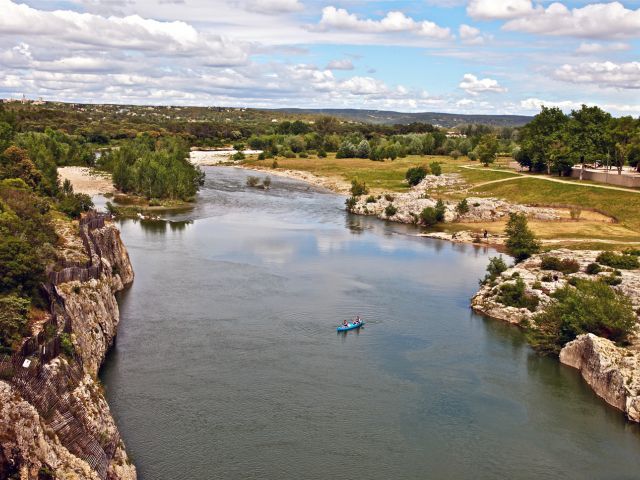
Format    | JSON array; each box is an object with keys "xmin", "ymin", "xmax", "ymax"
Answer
[
  {"xmin": 474, "ymin": 135, "xmax": 498, "ymax": 167},
  {"xmin": 356, "ymin": 139, "xmax": 371, "ymax": 159},
  {"xmin": 0, "ymin": 295, "xmax": 30, "ymax": 353},
  {"xmin": 406, "ymin": 166, "xmax": 428, "ymax": 186},
  {"xmin": 517, "ymin": 106, "xmax": 569, "ymax": 173},
  {"xmin": 608, "ymin": 116, "xmax": 640, "ymax": 174},
  {"xmin": 481, "ymin": 256, "xmax": 508, "ymax": 285},
  {"xmin": 420, "ymin": 207, "xmax": 438, "ymax": 226},
  {"xmin": 505, "ymin": 212, "xmax": 540, "ymax": 262},
  {"xmin": 566, "ymin": 105, "xmax": 612, "ymax": 170},
  {"xmin": 528, "ymin": 279, "xmax": 637, "ymax": 355},
  {"xmin": 456, "ymin": 198, "xmax": 469, "ymax": 215},
  {"xmin": 434, "ymin": 199, "xmax": 446, "ymax": 222}
]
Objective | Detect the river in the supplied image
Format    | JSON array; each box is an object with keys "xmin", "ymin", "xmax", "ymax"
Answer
[{"xmin": 101, "ymin": 167, "xmax": 640, "ymax": 479}]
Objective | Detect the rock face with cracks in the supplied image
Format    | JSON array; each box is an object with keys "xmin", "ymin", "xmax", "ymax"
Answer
[{"xmin": 0, "ymin": 219, "xmax": 137, "ymax": 480}]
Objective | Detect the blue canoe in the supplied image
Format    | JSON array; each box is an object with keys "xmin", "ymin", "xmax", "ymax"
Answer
[{"xmin": 337, "ymin": 321, "xmax": 365, "ymax": 332}]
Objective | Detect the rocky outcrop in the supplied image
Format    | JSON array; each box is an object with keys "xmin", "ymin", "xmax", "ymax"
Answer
[
  {"xmin": 0, "ymin": 216, "xmax": 136, "ymax": 479},
  {"xmin": 560, "ymin": 334, "xmax": 640, "ymax": 422},
  {"xmin": 472, "ymin": 249, "xmax": 640, "ymax": 422}
]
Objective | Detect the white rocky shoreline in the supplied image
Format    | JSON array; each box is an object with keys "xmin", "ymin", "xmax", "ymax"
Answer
[{"xmin": 471, "ymin": 249, "xmax": 640, "ymax": 422}]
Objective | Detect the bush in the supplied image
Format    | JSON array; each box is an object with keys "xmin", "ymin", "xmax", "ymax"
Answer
[
  {"xmin": 596, "ymin": 251, "xmax": 639, "ymax": 270},
  {"xmin": 497, "ymin": 278, "xmax": 539, "ymax": 312},
  {"xmin": 586, "ymin": 263, "xmax": 602, "ymax": 275},
  {"xmin": 246, "ymin": 176, "xmax": 259, "ymax": 187},
  {"xmin": 345, "ymin": 196, "xmax": 357, "ymax": 211},
  {"xmin": 528, "ymin": 279, "xmax": 637, "ymax": 354},
  {"xmin": 434, "ymin": 199, "xmax": 446, "ymax": 222},
  {"xmin": 350, "ymin": 179, "xmax": 369, "ymax": 196},
  {"xmin": 0, "ymin": 295, "xmax": 30, "ymax": 353},
  {"xmin": 505, "ymin": 212, "xmax": 540, "ymax": 263},
  {"xmin": 262, "ymin": 177, "xmax": 271, "ymax": 189},
  {"xmin": 258, "ymin": 152, "xmax": 266, "ymax": 160},
  {"xmin": 541, "ymin": 274, "xmax": 553, "ymax": 282},
  {"xmin": 385, "ymin": 204, "xmax": 397, "ymax": 217},
  {"xmin": 384, "ymin": 194, "xmax": 395, "ymax": 202},
  {"xmin": 283, "ymin": 150, "xmax": 296, "ymax": 158},
  {"xmin": 298, "ymin": 152, "xmax": 308, "ymax": 158},
  {"xmin": 365, "ymin": 195, "xmax": 376, "ymax": 204},
  {"xmin": 456, "ymin": 198, "xmax": 469, "ymax": 215},
  {"xmin": 480, "ymin": 255, "xmax": 508, "ymax": 285},
  {"xmin": 232, "ymin": 151, "xmax": 245, "ymax": 161},
  {"xmin": 406, "ymin": 166, "xmax": 428, "ymax": 186},
  {"xmin": 318, "ymin": 150, "xmax": 327, "ymax": 158},
  {"xmin": 450, "ymin": 150, "xmax": 461, "ymax": 160},
  {"xmin": 540, "ymin": 256, "xmax": 580, "ymax": 274},
  {"xmin": 569, "ymin": 207, "xmax": 582, "ymax": 220},
  {"xmin": 420, "ymin": 207, "xmax": 438, "ymax": 226},
  {"xmin": 602, "ymin": 274, "xmax": 623, "ymax": 286},
  {"xmin": 429, "ymin": 161, "xmax": 442, "ymax": 176},
  {"xmin": 59, "ymin": 332, "xmax": 74, "ymax": 357},
  {"xmin": 271, "ymin": 160, "xmax": 278, "ymax": 169}
]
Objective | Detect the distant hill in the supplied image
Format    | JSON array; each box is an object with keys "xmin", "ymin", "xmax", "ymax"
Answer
[{"xmin": 267, "ymin": 108, "xmax": 532, "ymax": 128}]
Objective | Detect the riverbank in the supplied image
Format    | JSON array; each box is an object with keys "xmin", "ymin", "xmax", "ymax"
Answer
[
  {"xmin": 0, "ymin": 213, "xmax": 136, "ymax": 479},
  {"xmin": 471, "ymin": 249, "xmax": 640, "ymax": 422}
]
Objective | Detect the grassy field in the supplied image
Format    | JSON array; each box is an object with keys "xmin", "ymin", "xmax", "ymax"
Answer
[
  {"xmin": 244, "ymin": 154, "xmax": 518, "ymax": 192},
  {"xmin": 243, "ymin": 153, "xmax": 640, "ymax": 247}
]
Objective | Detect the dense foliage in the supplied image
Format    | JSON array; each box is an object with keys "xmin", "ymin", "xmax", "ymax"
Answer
[
  {"xmin": 480, "ymin": 255, "xmax": 508, "ymax": 285},
  {"xmin": 595, "ymin": 251, "xmax": 639, "ymax": 270},
  {"xmin": 505, "ymin": 213, "xmax": 540, "ymax": 262},
  {"xmin": 540, "ymin": 256, "xmax": 580, "ymax": 274},
  {"xmin": 528, "ymin": 279, "xmax": 637, "ymax": 355},
  {"xmin": 100, "ymin": 136, "xmax": 204, "ymax": 201},
  {"xmin": 497, "ymin": 278, "xmax": 539, "ymax": 312}
]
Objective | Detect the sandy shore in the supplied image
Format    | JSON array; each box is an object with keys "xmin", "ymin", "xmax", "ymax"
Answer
[
  {"xmin": 237, "ymin": 165, "xmax": 351, "ymax": 195},
  {"xmin": 58, "ymin": 167, "xmax": 114, "ymax": 195}
]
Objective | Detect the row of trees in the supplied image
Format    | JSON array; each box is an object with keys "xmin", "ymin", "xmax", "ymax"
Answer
[{"xmin": 515, "ymin": 105, "xmax": 640, "ymax": 175}]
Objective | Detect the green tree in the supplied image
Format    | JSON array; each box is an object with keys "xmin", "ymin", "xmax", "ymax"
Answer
[
  {"xmin": 420, "ymin": 207, "xmax": 438, "ymax": 226},
  {"xmin": 405, "ymin": 166, "xmax": 428, "ymax": 186},
  {"xmin": 0, "ymin": 295, "xmax": 30, "ymax": 353},
  {"xmin": 517, "ymin": 106, "xmax": 569, "ymax": 173},
  {"xmin": 481, "ymin": 255, "xmax": 508, "ymax": 285},
  {"xmin": 566, "ymin": 105, "xmax": 612, "ymax": 170},
  {"xmin": 505, "ymin": 212, "xmax": 540, "ymax": 262},
  {"xmin": 434, "ymin": 199, "xmax": 446, "ymax": 222},
  {"xmin": 474, "ymin": 134, "xmax": 499, "ymax": 167}
]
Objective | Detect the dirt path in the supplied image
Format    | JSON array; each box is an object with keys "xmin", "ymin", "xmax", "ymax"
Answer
[{"xmin": 461, "ymin": 165, "xmax": 640, "ymax": 194}]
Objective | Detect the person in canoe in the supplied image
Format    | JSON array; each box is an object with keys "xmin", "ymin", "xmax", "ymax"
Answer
[{"xmin": 343, "ymin": 320, "xmax": 348, "ymax": 327}]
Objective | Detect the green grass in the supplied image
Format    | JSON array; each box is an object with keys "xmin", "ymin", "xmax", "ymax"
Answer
[{"xmin": 473, "ymin": 177, "xmax": 640, "ymax": 233}]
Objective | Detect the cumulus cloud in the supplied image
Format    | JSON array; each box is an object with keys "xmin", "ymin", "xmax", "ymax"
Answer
[
  {"xmin": 326, "ymin": 59, "xmax": 354, "ymax": 70},
  {"xmin": 554, "ymin": 61, "xmax": 640, "ymax": 89},
  {"xmin": 458, "ymin": 24, "xmax": 488, "ymax": 45},
  {"xmin": 503, "ymin": 2, "xmax": 640, "ymax": 40},
  {"xmin": 459, "ymin": 73, "xmax": 507, "ymax": 95},
  {"xmin": 317, "ymin": 6, "xmax": 452, "ymax": 39},
  {"xmin": 467, "ymin": 0, "xmax": 534, "ymax": 20},
  {"xmin": 243, "ymin": 0, "xmax": 303, "ymax": 14},
  {"xmin": 0, "ymin": 0, "xmax": 249, "ymax": 65}
]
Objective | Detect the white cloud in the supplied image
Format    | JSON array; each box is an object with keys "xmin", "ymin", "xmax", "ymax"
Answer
[
  {"xmin": 459, "ymin": 24, "xmax": 488, "ymax": 44},
  {"xmin": 326, "ymin": 59, "xmax": 354, "ymax": 70},
  {"xmin": 243, "ymin": 0, "xmax": 303, "ymax": 14},
  {"xmin": 0, "ymin": 0, "xmax": 249, "ymax": 65},
  {"xmin": 504, "ymin": 2, "xmax": 640, "ymax": 40},
  {"xmin": 575, "ymin": 42, "xmax": 630, "ymax": 54},
  {"xmin": 467, "ymin": 0, "xmax": 534, "ymax": 20},
  {"xmin": 317, "ymin": 6, "xmax": 452, "ymax": 39},
  {"xmin": 554, "ymin": 61, "xmax": 640, "ymax": 89},
  {"xmin": 519, "ymin": 97, "xmax": 640, "ymax": 115},
  {"xmin": 459, "ymin": 73, "xmax": 507, "ymax": 95}
]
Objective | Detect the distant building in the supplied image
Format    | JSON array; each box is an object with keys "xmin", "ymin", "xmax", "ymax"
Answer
[{"xmin": 446, "ymin": 131, "xmax": 467, "ymax": 138}]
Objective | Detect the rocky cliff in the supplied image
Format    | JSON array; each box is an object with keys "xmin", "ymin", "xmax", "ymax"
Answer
[
  {"xmin": 472, "ymin": 249, "xmax": 640, "ymax": 422},
  {"xmin": 0, "ymin": 214, "xmax": 136, "ymax": 480}
]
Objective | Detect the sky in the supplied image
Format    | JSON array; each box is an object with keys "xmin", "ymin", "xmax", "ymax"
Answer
[{"xmin": 0, "ymin": 0, "xmax": 639, "ymax": 115}]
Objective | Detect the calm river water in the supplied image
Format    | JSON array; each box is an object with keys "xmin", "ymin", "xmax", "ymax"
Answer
[{"xmin": 101, "ymin": 167, "xmax": 640, "ymax": 479}]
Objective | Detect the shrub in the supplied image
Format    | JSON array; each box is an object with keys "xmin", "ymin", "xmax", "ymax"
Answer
[
  {"xmin": 456, "ymin": 198, "xmax": 470, "ymax": 215},
  {"xmin": 532, "ymin": 281, "xmax": 543, "ymax": 290},
  {"xmin": 420, "ymin": 207, "xmax": 438, "ymax": 226},
  {"xmin": 541, "ymin": 274, "xmax": 553, "ymax": 282},
  {"xmin": 0, "ymin": 295, "xmax": 30, "ymax": 354},
  {"xmin": 528, "ymin": 279, "xmax": 637, "ymax": 354},
  {"xmin": 246, "ymin": 176, "xmax": 259, "ymax": 187},
  {"xmin": 540, "ymin": 256, "xmax": 580, "ymax": 274},
  {"xmin": 262, "ymin": 177, "xmax": 271, "ymax": 189},
  {"xmin": 258, "ymin": 152, "xmax": 266, "ymax": 160},
  {"xmin": 58, "ymin": 193, "xmax": 94, "ymax": 219},
  {"xmin": 365, "ymin": 195, "xmax": 376, "ymax": 204},
  {"xmin": 232, "ymin": 151, "xmax": 245, "ymax": 161},
  {"xmin": 385, "ymin": 204, "xmax": 397, "ymax": 217},
  {"xmin": 59, "ymin": 332, "xmax": 74, "ymax": 357},
  {"xmin": 429, "ymin": 161, "xmax": 442, "ymax": 176},
  {"xmin": 406, "ymin": 166, "xmax": 428, "ymax": 186},
  {"xmin": 434, "ymin": 199, "xmax": 446, "ymax": 222},
  {"xmin": 283, "ymin": 150, "xmax": 296, "ymax": 158},
  {"xmin": 318, "ymin": 150, "xmax": 327, "ymax": 158},
  {"xmin": 298, "ymin": 152, "xmax": 308, "ymax": 158},
  {"xmin": 480, "ymin": 255, "xmax": 508, "ymax": 285},
  {"xmin": 350, "ymin": 179, "xmax": 369, "ymax": 197},
  {"xmin": 602, "ymin": 274, "xmax": 623, "ymax": 286},
  {"xmin": 271, "ymin": 160, "xmax": 278, "ymax": 169},
  {"xmin": 497, "ymin": 278, "xmax": 539, "ymax": 312},
  {"xmin": 384, "ymin": 194, "xmax": 395, "ymax": 202},
  {"xmin": 345, "ymin": 196, "xmax": 357, "ymax": 211},
  {"xmin": 624, "ymin": 249, "xmax": 640, "ymax": 256},
  {"xmin": 505, "ymin": 212, "xmax": 540, "ymax": 263},
  {"xmin": 586, "ymin": 263, "xmax": 602, "ymax": 275},
  {"xmin": 569, "ymin": 207, "xmax": 582, "ymax": 220},
  {"xmin": 450, "ymin": 150, "xmax": 461, "ymax": 160},
  {"xmin": 596, "ymin": 251, "xmax": 639, "ymax": 270}
]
